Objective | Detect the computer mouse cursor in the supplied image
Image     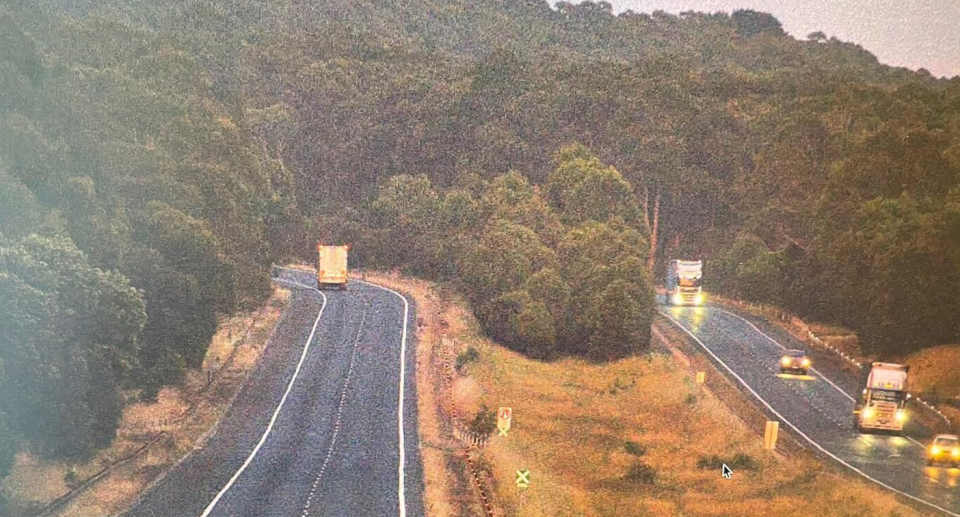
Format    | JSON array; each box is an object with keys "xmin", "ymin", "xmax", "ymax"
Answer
[{"xmin": 721, "ymin": 463, "xmax": 732, "ymax": 479}]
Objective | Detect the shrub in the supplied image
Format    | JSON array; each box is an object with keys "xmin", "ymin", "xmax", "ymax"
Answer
[
  {"xmin": 468, "ymin": 404, "xmax": 497, "ymax": 436},
  {"xmin": 455, "ymin": 346, "xmax": 480, "ymax": 371},
  {"xmin": 624, "ymin": 440, "xmax": 646, "ymax": 456},
  {"xmin": 623, "ymin": 461, "xmax": 657, "ymax": 484},
  {"xmin": 696, "ymin": 453, "xmax": 760, "ymax": 471}
]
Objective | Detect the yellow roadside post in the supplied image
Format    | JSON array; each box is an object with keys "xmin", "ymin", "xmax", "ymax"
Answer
[
  {"xmin": 695, "ymin": 371, "xmax": 705, "ymax": 389},
  {"xmin": 763, "ymin": 421, "xmax": 780, "ymax": 450}
]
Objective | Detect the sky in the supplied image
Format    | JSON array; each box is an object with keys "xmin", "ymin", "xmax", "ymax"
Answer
[{"xmin": 605, "ymin": 0, "xmax": 960, "ymax": 78}]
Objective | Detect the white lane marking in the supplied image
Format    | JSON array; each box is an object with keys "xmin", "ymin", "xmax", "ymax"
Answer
[
  {"xmin": 661, "ymin": 311, "xmax": 960, "ymax": 517},
  {"xmin": 200, "ymin": 279, "xmax": 327, "ymax": 517},
  {"xmin": 302, "ymin": 293, "xmax": 369, "ymax": 516},
  {"xmin": 354, "ymin": 279, "xmax": 410, "ymax": 517},
  {"xmin": 711, "ymin": 307, "xmax": 857, "ymax": 402},
  {"xmin": 709, "ymin": 308, "xmax": 934, "ymax": 449}
]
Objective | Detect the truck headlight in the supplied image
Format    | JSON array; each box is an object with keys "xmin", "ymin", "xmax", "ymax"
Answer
[
  {"xmin": 932, "ymin": 445, "xmax": 942, "ymax": 455},
  {"xmin": 953, "ymin": 448, "xmax": 960, "ymax": 457},
  {"xmin": 672, "ymin": 294, "xmax": 683, "ymax": 305},
  {"xmin": 781, "ymin": 357, "xmax": 791, "ymax": 366},
  {"xmin": 863, "ymin": 407, "xmax": 875, "ymax": 419},
  {"xmin": 695, "ymin": 293, "xmax": 704, "ymax": 305},
  {"xmin": 801, "ymin": 358, "xmax": 811, "ymax": 367},
  {"xmin": 895, "ymin": 410, "xmax": 907, "ymax": 422}
]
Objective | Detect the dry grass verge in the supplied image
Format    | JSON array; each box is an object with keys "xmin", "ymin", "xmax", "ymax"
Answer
[
  {"xmin": 438, "ymin": 297, "xmax": 925, "ymax": 516},
  {"xmin": 1, "ymin": 287, "xmax": 290, "ymax": 517}
]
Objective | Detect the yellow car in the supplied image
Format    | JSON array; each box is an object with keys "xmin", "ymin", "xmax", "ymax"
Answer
[
  {"xmin": 927, "ymin": 434, "xmax": 960, "ymax": 467},
  {"xmin": 779, "ymin": 349, "xmax": 811, "ymax": 375}
]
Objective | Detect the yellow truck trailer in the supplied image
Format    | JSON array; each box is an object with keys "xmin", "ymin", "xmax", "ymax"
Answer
[{"xmin": 317, "ymin": 243, "xmax": 348, "ymax": 290}]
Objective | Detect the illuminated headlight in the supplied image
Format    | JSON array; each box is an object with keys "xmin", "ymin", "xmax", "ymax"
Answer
[
  {"xmin": 932, "ymin": 445, "xmax": 942, "ymax": 456},
  {"xmin": 953, "ymin": 448, "xmax": 960, "ymax": 457},
  {"xmin": 801, "ymin": 358, "xmax": 811, "ymax": 367},
  {"xmin": 781, "ymin": 357, "xmax": 792, "ymax": 366},
  {"xmin": 895, "ymin": 410, "xmax": 907, "ymax": 422},
  {"xmin": 695, "ymin": 293, "xmax": 705, "ymax": 305},
  {"xmin": 672, "ymin": 294, "xmax": 683, "ymax": 305},
  {"xmin": 863, "ymin": 407, "xmax": 875, "ymax": 419}
]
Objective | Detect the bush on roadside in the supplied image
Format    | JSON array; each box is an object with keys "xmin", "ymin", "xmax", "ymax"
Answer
[
  {"xmin": 623, "ymin": 461, "xmax": 657, "ymax": 484},
  {"xmin": 468, "ymin": 404, "xmax": 498, "ymax": 436},
  {"xmin": 624, "ymin": 440, "xmax": 646, "ymax": 456},
  {"xmin": 696, "ymin": 452, "xmax": 760, "ymax": 471},
  {"xmin": 455, "ymin": 346, "xmax": 480, "ymax": 371}
]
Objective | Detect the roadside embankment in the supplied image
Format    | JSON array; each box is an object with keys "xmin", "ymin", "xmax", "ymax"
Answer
[
  {"xmin": 0, "ymin": 287, "xmax": 290, "ymax": 517},
  {"xmin": 391, "ymin": 278, "xmax": 925, "ymax": 516}
]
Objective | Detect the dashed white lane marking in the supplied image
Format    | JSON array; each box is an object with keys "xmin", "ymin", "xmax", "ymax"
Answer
[
  {"xmin": 353, "ymin": 279, "xmax": 411, "ymax": 517},
  {"xmin": 710, "ymin": 307, "xmax": 857, "ymax": 403},
  {"xmin": 711, "ymin": 308, "xmax": 937, "ymax": 451},
  {"xmin": 278, "ymin": 268, "xmax": 412, "ymax": 517},
  {"xmin": 301, "ymin": 294, "xmax": 370, "ymax": 516},
  {"xmin": 661, "ymin": 311, "xmax": 960, "ymax": 517},
  {"xmin": 200, "ymin": 278, "xmax": 327, "ymax": 517}
]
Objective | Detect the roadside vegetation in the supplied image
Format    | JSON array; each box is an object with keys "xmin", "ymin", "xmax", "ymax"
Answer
[
  {"xmin": 439, "ymin": 280, "xmax": 923, "ymax": 517},
  {"xmin": 0, "ymin": 287, "xmax": 289, "ymax": 516},
  {"xmin": 344, "ymin": 146, "xmax": 656, "ymax": 361},
  {"xmin": 4, "ymin": 0, "xmax": 960, "ymax": 507}
]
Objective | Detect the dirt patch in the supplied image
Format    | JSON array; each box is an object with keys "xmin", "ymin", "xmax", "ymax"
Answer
[{"xmin": 0, "ymin": 287, "xmax": 290, "ymax": 517}]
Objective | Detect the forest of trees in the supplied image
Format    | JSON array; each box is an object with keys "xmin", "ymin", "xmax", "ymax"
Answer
[
  {"xmin": 345, "ymin": 145, "xmax": 655, "ymax": 360},
  {"xmin": 3, "ymin": 0, "xmax": 960, "ymax": 499}
]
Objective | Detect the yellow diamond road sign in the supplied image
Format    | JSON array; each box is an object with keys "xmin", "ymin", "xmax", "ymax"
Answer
[{"xmin": 515, "ymin": 469, "xmax": 530, "ymax": 489}]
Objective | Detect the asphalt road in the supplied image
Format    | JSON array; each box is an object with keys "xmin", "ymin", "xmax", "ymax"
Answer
[
  {"xmin": 662, "ymin": 303, "xmax": 960, "ymax": 516},
  {"xmin": 123, "ymin": 268, "xmax": 424, "ymax": 517}
]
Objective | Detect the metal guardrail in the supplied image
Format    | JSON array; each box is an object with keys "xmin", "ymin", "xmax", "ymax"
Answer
[{"xmin": 439, "ymin": 336, "xmax": 495, "ymax": 517}]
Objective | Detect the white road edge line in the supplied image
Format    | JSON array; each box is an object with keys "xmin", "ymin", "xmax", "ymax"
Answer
[
  {"xmin": 199, "ymin": 277, "xmax": 327, "ymax": 517},
  {"xmin": 710, "ymin": 307, "xmax": 858, "ymax": 403},
  {"xmin": 354, "ymin": 279, "xmax": 410, "ymax": 517},
  {"xmin": 660, "ymin": 311, "xmax": 960, "ymax": 517},
  {"xmin": 711, "ymin": 307, "xmax": 934, "ymax": 452}
]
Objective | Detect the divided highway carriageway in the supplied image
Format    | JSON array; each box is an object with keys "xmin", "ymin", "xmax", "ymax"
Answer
[
  {"xmin": 662, "ymin": 304, "xmax": 960, "ymax": 516},
  {"xmin": 123, "ymin": 268, "xmax": 423, "ymax": 517}
]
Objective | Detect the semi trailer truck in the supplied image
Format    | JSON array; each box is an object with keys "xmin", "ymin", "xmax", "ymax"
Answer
[
  {"xmin": 854, "ymin": 362, "xmax": 909, "ymax": 434},
  {"xmin": 317, "ymin": 243, "xmax": 349, "ymax": 290},
  {"xmin": 666, "ymin": 259, "xmax": 704, "ymax": 306}
]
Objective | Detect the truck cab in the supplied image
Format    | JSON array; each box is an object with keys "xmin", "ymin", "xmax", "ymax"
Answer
[
  {"xmin": 854, "ymin": 362, "xmax": 909, "ymax": 434},
  {"xmin": 666, "ymin": 259, "xmax": 704, "ymax": 306}
]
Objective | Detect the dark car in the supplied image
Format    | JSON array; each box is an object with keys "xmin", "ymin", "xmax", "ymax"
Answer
[{"xmin": 779, "ymin": 349, "xmax": 811, "ymax": 375}]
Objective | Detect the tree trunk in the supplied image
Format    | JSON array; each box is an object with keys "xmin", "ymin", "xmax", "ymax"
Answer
[{"xmin": 648, "ymin": 191, "xmax": 660, "ymax": 272}]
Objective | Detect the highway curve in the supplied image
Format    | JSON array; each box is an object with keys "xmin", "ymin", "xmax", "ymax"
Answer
[
  {"xmin": 123, "ymin": 268, "xmax": 424, "ymax": 517},
  {"xmin": 662, "ymin": 304, "xmax": 960, "ymax": 516}
]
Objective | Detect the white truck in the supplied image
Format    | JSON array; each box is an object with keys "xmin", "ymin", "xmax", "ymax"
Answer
[
  {"xmin": 854, "ymin": 362, "xmax": 909, "ymax": 434},
  {"xmin": 317, "ymin": 243, "xmax": 349, "ymax": 290},
  {"xmin": 666, "ymin": 259, "xmax": 704, "ymax": 306}
]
